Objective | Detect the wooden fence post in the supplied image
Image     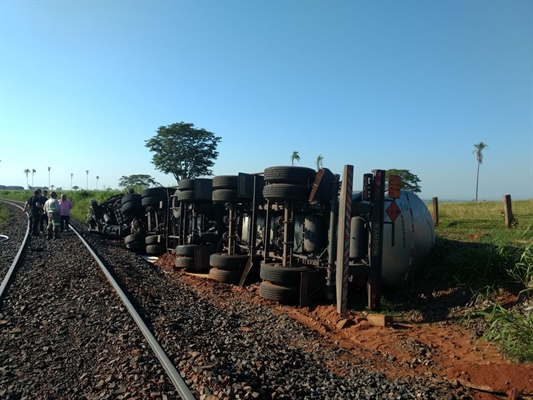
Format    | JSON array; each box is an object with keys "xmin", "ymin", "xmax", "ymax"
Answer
[
  {"xmin": 502, "ymin": 194, "xmax": 513, "ymax": 229},
  {"xmin": 432, "ymin": 197, "xmax": 439, "ymax": 227}
]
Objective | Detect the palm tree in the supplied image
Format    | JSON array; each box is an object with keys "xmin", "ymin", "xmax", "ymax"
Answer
[
  {"xmin": 48, "ymin": 166, "xmax": 51, "ymax": 188},
  {"xmin": 70, "ymin": 173, "xmax": 73, "ymax": 190},
  {"xmin": 290, "ymin": 151, "xmax": 300, "ymax": 166},
  {"xmin": 86, "ymin": 170, "xmax": 89, "ymax": 190},
  {"xmin": 473, "ymin": 142, "xmax": 488, "ymax": 202},
  {"xmin": 23, "ymin": 169, "xmax": 30, "ymax": 188},
  {"xmin": 31, "ymin": 169, "xmax": 36, "ymax": 186},
  {"xmin": 96, "ymin": 176, "xmax": 100, "ymax": 190},
  {"xmin": 316, "ymin": 154, "xmax": 324, "ymax": 170}
]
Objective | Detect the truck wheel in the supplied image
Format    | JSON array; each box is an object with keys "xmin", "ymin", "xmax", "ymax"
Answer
[
  {"xmin": 145, "ymin": 235, "xmax": 162, "ymax": 245},
  {"xmin": 121, "ymin": 193, "xmax": 142, "ymax": 204},
  {"xmin": 141, "ymin": 196, "xmax": 162, "ymax": 208},
  {"xmin": 263, "ymin": 184, "xmax": 310, "ymax": 202},
  {"xmin": 263, "ymin": 166, "xmax": 316, "ymax": 184},
  {"xmin": 212, "ymin": 175, "xmax": 238, "ymax": 190},
  {"xmin": 260, "ymin": 263, "xmax": 310, "ymax": 285},
  {"xmin": 209, "ymin": 253, "xmax": 249, "ymax": 270},
  {"xmin": 175, "ymin": 256, "xmax": 195, "ymax": 269},
  {"xmin": 259, "ymin": 281, "xmax": 298, "ymax": 304},
  {"xmin": 212, "ymin": 189, "xmax": 240, "ymax": 203},
  {"xmin": 175, "ymin": 245, "xmax": 197, "ymax": 257},
  {"xmin": 126, "ymin": 239, "xmax": 145, "ymax": 253},
  {"xmin": 209, "ymin": 267, "xmax": 242, "ymax": 284},
  {"xmin": 121, "ymin": 201, "xmax": 142, "ymax": 216},
  {"xmin": 141, "ymin": 187, "xmax": 166, "ymax": 198},
  {"xmin": 178, "ymin": 179, "xmax": 195, "ymax": 190},
  {"xmin": 146, "ymin": 244, "xmax": 166, "ymax": 255},
  {"xmin": 125, "ymin": 233, "xmax": 146, "ymax": 245},
  {"xmin": 177, "ymin": 190, "xmax": 195, "ymax": 202}
]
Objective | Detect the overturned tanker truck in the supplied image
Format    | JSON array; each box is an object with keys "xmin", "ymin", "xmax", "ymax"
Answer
[{"xmin": 87, "ymin": 165, "xmax": 435, "ymax": 311}]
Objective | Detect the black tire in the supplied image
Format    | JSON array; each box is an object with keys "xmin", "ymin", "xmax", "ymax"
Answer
[
  {"xmin": 177, "ymin": 190, "xmax": 195, "ymax": 202},
  {"xmin": 212, "ymin": 175, "xmax": 238, "ymax": 190},
  {"xmin": 209, "ymin": 253, "xmax": 249, "ymax": 270},
  {"xmin": 141, "ymin": 187, "xmax": 166, "ymax": 198},
  {"xmin": 263, "ymin": 184, "xmax": 310, "ymax": 202},
  {"xmin": 178, "ymin": 179, "xmax": 195, "ymax": 190},
  {"xmin": 145, "ymin": 235, "xmax": 163, "ymax": 245},
  {"xmin": 125, "ymin": 233, "xmax": 146, "ymax": 245},
  {"xmin": 126, "ymin": 187, "xmax": 136, "ymax": 195},
  {"xmin": 259, "ymin": 281, "xmax": 299, "ymax": 304},
  {"xmin": 146, "ymin": 244, "xmax": 166, "ymax": 255},
  {"xmin": 263, "ymin": 166, "xmax": 316, "ymax": 184},
  {"xmin": 209, "ymin": 267, "xmax": 242, "ymax": 284},
  {"xmin": 141, "ymin": 196, "xmax": 163, "ymax": 208},
  {"xmin": 260, "ymin": 263, "xmax": 310, "ymax": 285},
  {"xmin": 121, "ymin": 200, "xmax": 143, "ymax": 215},
  {"xmin": 175, "ymin": 256, "xmax": 195, "ymax": 269},
  {"xmin": 121, "ymin": 194, "xmax": 142, "ymax": 204},
  {"xmin": 175, "ymin": 244, "xmax": 197, "ymax": 257},
  {"xmin": 126, "ymin": 240, "xmax": 145, "ymax": 253},
  {"xmin": 212, "ymin": 189, "xmax": 240, "ymax": 203}
]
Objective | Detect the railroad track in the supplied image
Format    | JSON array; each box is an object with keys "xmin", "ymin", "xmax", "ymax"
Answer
[
  {"xmin": 0, "ymin": 200, "xmax": 474, "ymax": 400},
  {"xmin": 0, "ymin": 200, "xmax": 194, "ymax": 399}
]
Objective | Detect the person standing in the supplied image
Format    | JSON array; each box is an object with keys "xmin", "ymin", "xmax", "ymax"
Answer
[
  {"xmin": 23, "ymin": 189, "xmax": 43, "ymax": 236},
  {"xmin": 44, "ymin": 191, "xmax": 61, "ymax": 239},
  {"xmin": 59, "ymin": 194, "xmax": 73, "ymax": 232},
  {"xmin": 39, "ymin": 190, "xmax": 49, "ymax": 233}
]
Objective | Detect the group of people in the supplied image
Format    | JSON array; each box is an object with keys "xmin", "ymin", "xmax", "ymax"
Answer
[{"xmin": 23, "ymin": 189, "xmax": 73, "ymax": 239}]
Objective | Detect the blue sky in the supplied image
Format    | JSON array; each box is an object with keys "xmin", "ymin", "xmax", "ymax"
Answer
[{"xmin": 0, "ymin": 0, "xmax": 531, "ymax": 201}]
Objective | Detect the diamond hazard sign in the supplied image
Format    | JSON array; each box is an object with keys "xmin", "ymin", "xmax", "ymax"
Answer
[{"xmin": 386, "ymin": 201, "xmax": 401, "ymax": 222}]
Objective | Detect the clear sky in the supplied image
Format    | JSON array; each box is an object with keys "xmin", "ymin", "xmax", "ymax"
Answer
[{"xmin": 0, "ymin": 0, "xmax": 531, "ymax": 201}]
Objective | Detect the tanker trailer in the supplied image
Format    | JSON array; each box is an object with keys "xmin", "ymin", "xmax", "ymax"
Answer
[{"xmin": 349, "ymin": 189, "xmax": 435, "ymax": 289}]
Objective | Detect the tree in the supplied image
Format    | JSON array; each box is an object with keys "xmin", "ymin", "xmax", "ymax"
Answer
[
  {"xmin": 96, "ymin": 176, "xmax": 100, "ymax": 190},
  {"xmin": 48, "ymin": 166, "xmax": 51, "ymax": 188},
  {"xmin": 70, "ymin": 173, "xmax": 74, "ymax": 190},
  {"xmin": 23, "ymin": 169, "xmax": 30, "ymax": 188},
  {"xmin": 473, "ymin": 142, "xmax": 488, "ymax": 202},
  {"xmin": 86, "ymin": 170, "xmax": 89, "ymax": 190},
  {"xmin": 118, "ymin": 174, "xmax": 161, "ymax": 189},
  {"xmin": 145, "ymin": 122, "xmax": 221, "ymax": 184},
  {"xmin": 385, "ymin": 169, "xmax": 422, "ymax": 193},
  {"xmin": 32, "ymin": 169, "xmax": 36, "ymax": 186},
  {"xmin": 316, "ymin": 154, "xmax": 324, "ymax": 170},
  {"xmin": 72, "ymin": 185, "xmax": 79, "ymax": 190},
  {"xmin": 290, "ymin": 151, "xmax": 300, "ymax": 166}
]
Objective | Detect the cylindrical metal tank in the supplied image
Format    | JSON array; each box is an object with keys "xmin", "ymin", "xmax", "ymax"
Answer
[{"xmin": 381, "ymin": 190, "xmax": 435, "ymax": 288}]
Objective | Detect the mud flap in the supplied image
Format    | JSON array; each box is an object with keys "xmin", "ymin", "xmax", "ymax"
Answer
[
  {"xmin": 300, "ymin": 270, "xmax": 325, "ymax": 307},
  {"xmin": 193, "ymin": 245, "xmax": 217, "ymax": 271}
]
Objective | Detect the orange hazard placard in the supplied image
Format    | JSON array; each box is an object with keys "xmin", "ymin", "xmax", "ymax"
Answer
[
  {"xmin": 388, "ymin": 175, "xmax": 401, "ymax": 199},
  {"xmin": 386, "ymin": 200, "xmax": 401, "ymax": 222}
]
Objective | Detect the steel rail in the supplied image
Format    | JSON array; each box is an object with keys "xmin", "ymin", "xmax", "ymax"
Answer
[
  {"xmin": 0, "ymin": 200, "xmax": 30, "ymax": 300},
  {"xmin": 71, "ymin": 227, "xmax": 196, "ymax": 400},
  {"xmin": 0, "ymin": 199, "xmax": 196, "ymax": 399}
]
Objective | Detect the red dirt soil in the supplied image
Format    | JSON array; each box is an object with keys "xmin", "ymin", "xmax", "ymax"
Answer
[{"xmin": 155, "ymin": 253, "xmax": 533, "ymax": 400}]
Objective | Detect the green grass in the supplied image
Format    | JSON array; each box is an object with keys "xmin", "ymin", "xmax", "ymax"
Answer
[
  {"xmin": 420, "ymin": 199, "xmax": 533, "ymax": 363},
  {"xmin": 0, "ymin": 203, "xmax": 11, "ymax": 224},
  {"xmin": 0, "ymin": 189, "xmax": 124, "ymax": 223}
]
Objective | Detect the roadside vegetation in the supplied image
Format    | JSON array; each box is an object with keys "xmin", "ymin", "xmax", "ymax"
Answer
[
  {"xmin": 420, "ymin": 199, "xmax": 533, "ymax": 363},
  {"xmin": 0, "ymin": 189, "xmax": 124, "ymax": 223}
]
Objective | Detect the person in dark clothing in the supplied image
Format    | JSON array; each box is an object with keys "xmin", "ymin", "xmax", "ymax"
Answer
[
  {"xmin": 23, "ymin": 189, "xmax": 44, "ymax": 235},
  {"xmin": 39, "ymin": 190, "xmax": 49, "ymax": 232}
]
